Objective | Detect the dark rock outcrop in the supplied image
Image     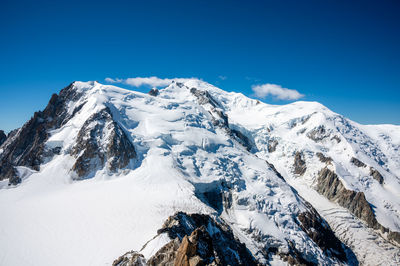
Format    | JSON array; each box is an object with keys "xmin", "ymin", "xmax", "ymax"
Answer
[
  {"xmin": 297, "ymin": 207, "xmax": 348, "ymax": 262},
  {"xmin": 316, "ymin": 167, "xmax": 400, "ymax": 246},
  {"xmin": 146, "ymin": 238, "xmax": 180, "ymax": 265},
  {"xmin": 369, "ymin": 167, "xmax": 384, "ymax": 184},
  {"xmin": 316, "ymin": 167, "xmax": 377, "ymax": 228},
  {"xmin": 113, "ymin": 251, "xmax": 146, "ymax": 266},
  {"xmin": 266, "ymin": 160, "xmax": 285, "ymax": 180},
  {"xmin": 190, "ymin": 87, "xmax": 256, "ymax": 152},
  {"xmin": 189, "ymin": 87, "xmax": 228, "ymax": 128},
  {"xmin": 231, "ymin": 128, "xmax": 253, "ymax": 151},
  {"xmin": 307, "ymin": 126, "xmax": 330, "ymax": 142},
  {"xmin": 190, "ymin": 88, "xmax": 220, "ymax": 109},
  {"xmin": 350, "ymin": 158, "xmax": 384, "ymax": 184},
  {"xmin": 331, "ymin": 135, "xmax": 341, "ymax": 143},
  {"xmin": 0, "ymin": 82, "xmax": 137, "ymax": 183},
  {"xmin": 293, "ymin": 151, "xmax": 307, "ymax": 176},
  {"xmin": 0, "ymin": 130, "xmax": 7, "ymax": 147},
  {"xmin": 114, "ymin": 212, "xmax": 259, "ymax": 266},
  {"xmin": 148, "ymin": 88, "xmax": 159, "ymax": 97},
  {"xmin": 0, "ymin": 82, "xmax": 84, "ymax": 185},
  {"xmin": 388, "ymin": 231, "xmax": 400, "ymax": 246},
  {"xmin": 316, "ymin": 152, "xmax": 332, "ymax": 164},
  {"xmin": 7, "ymin": 129, "xmax": 19, "ymax": 139},
  {"xmin": 156, "ymin": 212, "xmax": 258, "ymax": 265},
  {"xmin": 350, "ymin": 157, "xmax": 366, "ymax": 168},
  {"xmin": 267, "ymin": 139, "xmax": 278, "ymax": 153},
  {"xmin": 70, "ymin": 107, "xmax": 136, "ymax": 179}
]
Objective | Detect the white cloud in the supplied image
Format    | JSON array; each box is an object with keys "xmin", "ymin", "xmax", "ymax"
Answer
[
  {"xmin": 105, "ymin": 76, "xmax": 198, "ymax": 88},
  {"xmin": 105, "ymin": 77, "xmax": 123, "ymax": 83},
  {"xmin": 218, "ymin": 75, "xmax": 227, "ymax": 80},
  {"xmin": 252, "ymin": 83, "xmax": 304, "ymax": 100}
]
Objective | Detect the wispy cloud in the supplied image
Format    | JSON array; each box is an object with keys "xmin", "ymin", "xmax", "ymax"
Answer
[
  {"xmin": 252, "ymin": 83, "xmax": 304, "ymax": 100},
  {"xmin": 218, "ymin": 75, "xmax": 227, "ymax": 81},
  {"xmin": 105, "ymin": 76, "xmax": 198, "ymax": 88},
  {"xmin": 105, "ymin": 77, "xmax": 123, "ymax": 83}
]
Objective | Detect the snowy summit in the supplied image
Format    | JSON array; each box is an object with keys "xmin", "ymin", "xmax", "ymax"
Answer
[{"xmin": 0, "ymin": 79, "xmax": 399, "ymax": 265}]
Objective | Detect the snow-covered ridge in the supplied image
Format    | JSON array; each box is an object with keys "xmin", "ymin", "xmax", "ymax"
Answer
[{"xmin": 0, "ymin": 79, "xmax": 399, "ymax": 265}]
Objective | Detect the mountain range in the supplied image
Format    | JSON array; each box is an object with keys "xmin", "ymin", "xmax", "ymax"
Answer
[{"xmin": 0, "ymin": 79, "xmax": 399, "ymax": 265}]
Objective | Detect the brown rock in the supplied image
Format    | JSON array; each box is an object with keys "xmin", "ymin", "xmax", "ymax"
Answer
[
  {"xmin": 316, "ymin": 167, "xmax": 377, "ymax": 228},
  {"xmin": 174, "ymin": 235, "xmax": 197, "ymax": 266},
  {"xmin": 369, "ymin": 167, "xmax": 384, "ymax": 184},
  {"xmin": 297, "ymin": 209, "xmax": 347, "ymax": 262},
  {"xmin": 316, "ymin": 152, "xmax": 332, "ymax": 164},
  {"xmin": 350, "ymin": 157, "xmax": 366, "ymax": 168},
  {"xmin": 307, "ymin": 125, "xmax": 330, "ymax": 142},
  {"xmin": 315, "ymin": 167, "xmax": 400, "ymax": 246},
  {"xmin": 112, "ymin": 251, "xmax": 146, "ymax": 266},
  {"xmin": 147, "ymin": 238, "xmax": 180, "ymax": 266},
  {"xmin": 70, "ymin": 107, "xmax": 136, "ymax": 179},
  {"xmin": 293, "ymin": 151, "xmax": 307, "ymax": 176},
  {"xmin": 267, "ymin": 139, "xmax": 278, "ymax": 153}
]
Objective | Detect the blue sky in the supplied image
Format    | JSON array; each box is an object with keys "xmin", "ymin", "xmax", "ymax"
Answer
[{"xmin": 1, "ymin": 0, "xmax": 399, "ymax": 132}]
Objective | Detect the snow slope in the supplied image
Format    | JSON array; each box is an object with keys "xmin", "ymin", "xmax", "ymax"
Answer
[
  {"xmin": 0, "ymin": 80, "xmax": 399, "ymax": 265},
  {"xmin": 201, "ymin": 80, "xmax": 400, "ymax": 264}
]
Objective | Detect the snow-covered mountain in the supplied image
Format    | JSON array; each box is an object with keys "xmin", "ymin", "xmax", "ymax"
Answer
[{"xmin": 0, "ymin": 80, "xmax": 399, "ymax": 265}]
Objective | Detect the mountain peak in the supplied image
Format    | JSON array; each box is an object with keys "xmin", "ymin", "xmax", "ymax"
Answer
[{"xmin": 0, "ymin": 81, "xmax": 399, "ymax": 265}]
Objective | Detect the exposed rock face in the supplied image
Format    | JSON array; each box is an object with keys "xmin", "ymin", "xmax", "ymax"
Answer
[
  {"xmin": 190, "ymin": 87, "xmax": 255, "ymax": 152},
  {"xmin": 231, "ymin": 128, "xmax": 253, "ymax": 151},
  {"xmin": 297, "ymin": 207, "xmax": 347, "ymax": 262},
  {"xmin": 158, "ymin": 213, "xmax": 257, "ymax": 265},
  {"xmin": 316, "ymin": 167, "xmax": 377, "ymax": 228},
  {"xmin": 190, "ymin": 88, "xmax": 220, "ymax": 109},
  {"xmin": 148, "ymin": 88, "xmax": 159, "ymax": 97},
  {"xmin": 115, "ymin": 212, "xmax": 259, "ymax": 266},
  {"xmin": 113, "ymin": 208, "xmax": 354, "ymax": 266},
  {"xmin": 350, "ymin": 157, "xmax": 366, "ymax": 168},
  {"xmin": 70, "ymin": 107, "xmax": 136, "ymax": 179},
  {"xmin": 316, "ymin": 152, "xmax": 332, "ymax": 164},
  {"xmin": 190, "ymin": 87, "xmax": 228, "ymax": 128},
  {"xmin": 0, "ymin": 82, "xmax": 84, "ymax": 185},
  {"xmin": 315, "ymin": 167, "xmax": 400, "ymax": 246},
  {"xmin": 293, "ymin": 151, "xmax": 306, "ymax": 176},
  {"xmin": 388, "ymin": 231, "xmax": 400, "ymax": 246},
  {"xmin": 0, "ymin": 130, "xmax": 7, "ymax": 147},
  {"xmin": 266, "ymin": 160, "xmax": 285, "ymax": 180},
  {"xmin": 113, "ymin": 251, "xmax": 146, "ymax": 266},
  {"xmin": 369, "ymin": 167, "xmax": 384, "ymax": 184},
  {"xmin": 350, "ymin": 158, "xmax": 384, "ymax": 184},
  {"xmin": 267, "ymin": 139, "xmax": 278, "ymax": 153},
  {"xmin": 7, "ymin": 129, "xmax": 19, "ymax": 139},
  {"xmin": 331, "ymin": 135, "xmax": 341, "ymax": 143},
  {"xmin": 173, "ymin": 228, "xmax": 209, "ymax": 266},
  {"xmin": 146, "ymin": 238, "xmax": 180, "ymax": 266},
  {"xmin": 307, "ymin": 125, "xmax": 330, "ymax": 142}
]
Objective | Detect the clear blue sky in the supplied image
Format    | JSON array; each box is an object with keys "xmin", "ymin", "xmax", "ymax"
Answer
[{"xmin": 1, "ymin": 0, "xmax": 399, "ymax": 132}]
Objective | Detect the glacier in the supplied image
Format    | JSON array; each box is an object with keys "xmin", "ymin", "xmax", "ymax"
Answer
[{"xmin": 0, "ymin": 79, "xmax": 399, "ymax": 265}]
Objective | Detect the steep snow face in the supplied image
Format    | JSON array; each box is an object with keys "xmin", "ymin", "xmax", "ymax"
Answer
[
  {"xmin": 213, "ymin": 90, "xmax": 400, "ymax": 230},
  {"xmin": 203, "ymin": 83, "xmax": 400, "ymax": 263},
  {"xmin": 0, "ymin": 81, "xmax": 350, "ymax": 266},
  {"xmin": 0, "ymin": 79, "xmax": 399, "ymax": 265}
]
